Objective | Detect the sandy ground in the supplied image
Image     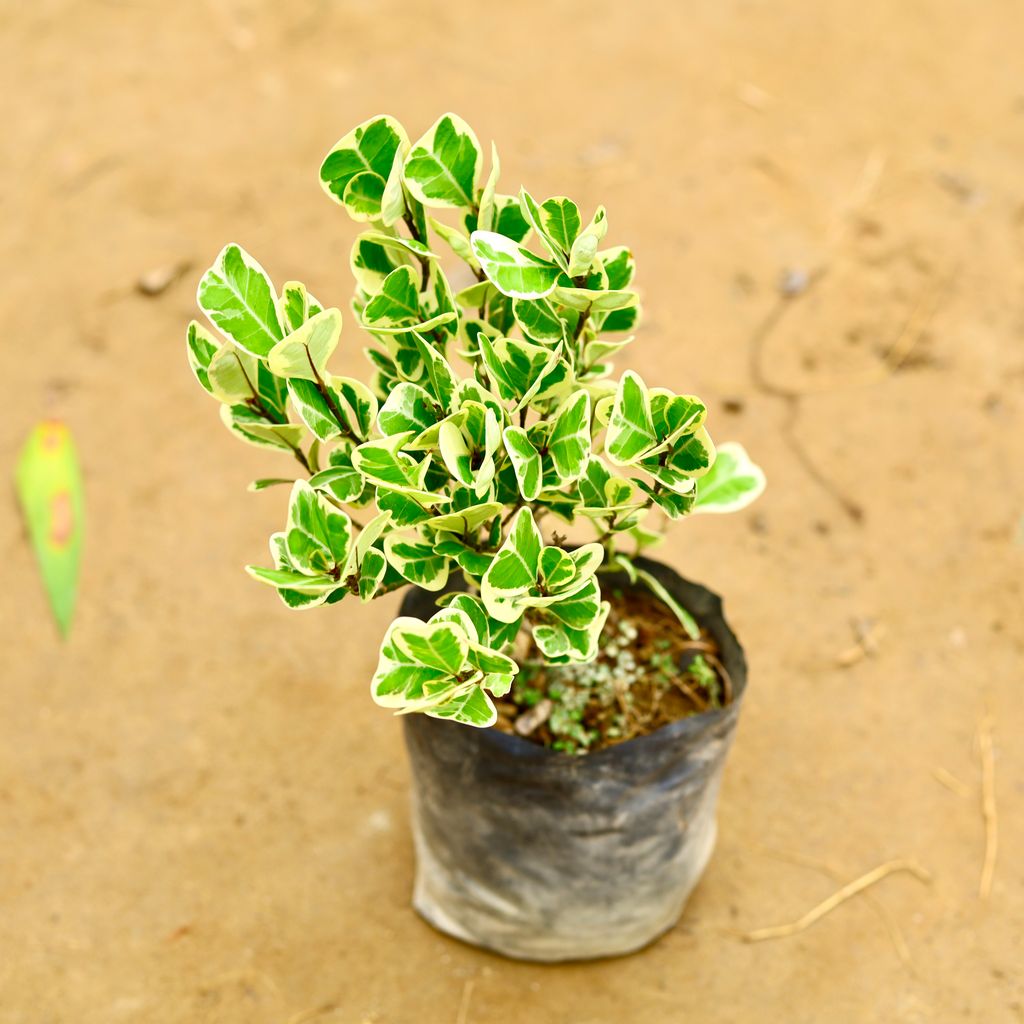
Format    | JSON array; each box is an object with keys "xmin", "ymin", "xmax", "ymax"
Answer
[{"xmin": 2, "ymin": 1, "xmax": 1022, "ymax": 1021}]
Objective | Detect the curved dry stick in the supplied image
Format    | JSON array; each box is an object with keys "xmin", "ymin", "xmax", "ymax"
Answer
[
  {"xmin": 742, "ymin": 858, "xmax": 931, "ymax": 943},
  {"xmin": 978, "ymin": 716, "xmax": 998, "ymax": 899}
]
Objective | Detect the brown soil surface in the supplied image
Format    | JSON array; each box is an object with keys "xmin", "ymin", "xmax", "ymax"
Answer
[
  {"xmin": 494, "ymin": 586, "xmax": 728, "ymax": 751},
  {"xmin": 3, "ymin": 2, "xmax": 1023, "ymax": 1021}
]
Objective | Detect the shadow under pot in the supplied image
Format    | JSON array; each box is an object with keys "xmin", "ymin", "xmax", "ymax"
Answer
[{"xmin": 399, "ymin": 557, "xmax": 748, "ymax": 962}]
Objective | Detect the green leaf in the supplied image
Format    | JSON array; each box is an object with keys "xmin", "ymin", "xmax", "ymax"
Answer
[
  {"xmin": 392, "ymin": 620, "xmax": 468, "ymax": 673},
  {"xmin": 16, "ymin": 421, "xmax": 84, "ymax": 636},
  {"xmin": 502, "ymin": 426, "xmax": 543, "ymax": 501},
  {"xmin": 547, "ymin": 390, "xmax": 591, "ymax": 482},
  {"xmin": 267, "ymin": 307, "xmax": 342, "ymax": 381},
  {"xmin": 480, "ymin": 507, "xmax": 543, "ymax": 621},
  {"xmin": 567, "ymin": 206, "xmax": 607, "ymax": 278},
  {"xmin": 287, "ymin": 479, "xmax": 352, "ymax": 569},
  {"xmin": 519, "ymin": 189, "xmax": 576, "ymax": 272},
  {"xmin": 361, "ymin": 265, "xmax": 420, "ymax": 329},
  {"xmin": 197, "ymin": 244, "xmax": 283, "ymax": 358},
  {"xmin": 429, "ymin": 217, "xmax": 479, "ymax": 270},
  {"xmin": 378, "ymin": 381, "xmax": 441, "ymax": 437},
  {"xmin": 478, "ymin": 335, "xmax": 563, "ymax": 408},
  {"xmin": 470, "ymin": 231, "xmax": 561, "ymax": 300},
  {"xmin": 512, "ymin": 297, "xmax": 565, "ymax": 342},
  {"xmin": 553, "ymin": 285, "xmax": 637, "ymax": 313},
  {"xmin": 426, "ymin": 685, "xmax": 497, "ymax": 727},
  {"xmin": 320, "ymin": 115, "xmax": 408, "ymax": 211},
  {"xmin": 384, "ymin": 534, "xmax": 451, "ymax": 591},
  {"xmin": 186, "ymin": 320, "xmax": 219, "ymax": 394},
  {"xmin": 350, "ymin": 234, "xmax": 410, "ymax": 294},
  {"xmin": 635, "ymin": 568, "xmax": 700, "ymax": 639},
  {"xmin": 404, "ymin": 113, "xmax": 481, "ymax": 210},
  {"xmin": 532, "ymin": 600, "xmax": 609, "ymax": 664},
  {"xmin": 352, "ymin": 434, "xmax": 449, "ymax": 504},
  {"xmin": 278, "ymin": 281, "xmax": 323, "ymax": 332},
  {"xmin": 477, "ymin": 142, "xmax": 501, "ymax": 233},
  {"xmin": 357, "ymin": 547, "xmax": 388, "ymax": 602},
  {"xmin": 220, "ymin": 404, "xmax": 304, "ymax": 452},
  {"xmin": 309, "ymin": 463, "xmax": 364, "ymax": 504},
  {"xmin": 287, "ymin": 378, "xmax": 343, "ymax": 442},
  {"xmin": 342, "ymin": 170, "xmax": 387, "ymax": 221},
  {"xmin": 599, "ymin": 246, "xmax": 635, "ymax": 289},
  {"xmin": 206, "ymin": 343, "xmax": 260, "ymax": 403},
  {"xmin": 605, "ymin": 370, "xmax": 657, "ymax": 465},
  {"xmin": 424, "ymin": 501, "xmax": 502, "ymax": 533},
  {"xmin": 693, "ymin": 441, "xmax": 766, "ymax": 514}
]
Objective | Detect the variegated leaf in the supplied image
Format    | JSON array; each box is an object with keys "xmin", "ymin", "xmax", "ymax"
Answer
[
  {"xmin": 197, "ymin": 244, "xmax": 283, "ymax": 358},
  {"xmin": 470, "ymin": 231, "xmax": 561, "ymax": 300},
  {"xmin": 403, "ymin": 113, "xmax": 481, "ymax": 210}
]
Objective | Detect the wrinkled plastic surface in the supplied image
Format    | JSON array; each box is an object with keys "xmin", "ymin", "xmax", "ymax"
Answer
[{"xmin": 400, "ymin": 558, "xmax": 748, "ymax": 961}]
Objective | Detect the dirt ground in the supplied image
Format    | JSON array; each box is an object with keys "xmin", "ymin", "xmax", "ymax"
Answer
[{"xmin": 2, "ymin": 1, "xmax": 1022, "ymax": 1021}]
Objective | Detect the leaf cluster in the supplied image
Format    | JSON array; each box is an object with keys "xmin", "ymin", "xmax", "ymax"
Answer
[{"xmin": 187, "ymin": 113, "xmax": 765, "ymax": 727}]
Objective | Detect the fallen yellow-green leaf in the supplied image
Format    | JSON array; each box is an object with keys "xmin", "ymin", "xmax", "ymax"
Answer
[{"xmin": 15, "ymin": 421, "xmax": 84, "ymax": 637}]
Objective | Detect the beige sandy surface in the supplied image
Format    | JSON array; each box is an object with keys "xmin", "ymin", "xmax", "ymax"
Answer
[{"xmin": 2, "ymin": 1, "xmax": 1022, "ymax": 1021}]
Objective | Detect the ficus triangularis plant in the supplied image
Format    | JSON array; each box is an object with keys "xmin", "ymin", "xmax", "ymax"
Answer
[{"xmin": 186, "ymin": 113, "xmax": 765, "ymax": 728}]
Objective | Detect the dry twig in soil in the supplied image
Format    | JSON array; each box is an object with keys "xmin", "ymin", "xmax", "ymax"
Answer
[
  {"xmin": 978, "ymin": 715, "xmax": 998, "ymax": 899},
  {"xmin": 742, "ymin": 858, "xmax": 931, "ymax": 944}
]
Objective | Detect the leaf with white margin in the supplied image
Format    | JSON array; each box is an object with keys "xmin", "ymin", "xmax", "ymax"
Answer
[
  {"xmin": 553, "ymin": 285, "xmax": 637, "ymax": 313},
  {"xmin": 426, "ymin": 685, "xmax": 497, "ymax": 727},
  {"xmin": 635, "ymin": 479, "xmax": 697, "ymax": 520},
  {"xmin": 438, "ymin": 402, "xmax": 501, "ymax": 492},
  {"xmin": 351, "ymin": 434, "xmax": 449, "ymax": 504},
  {"xmin": 403, "ymin": 113, "xmax": 481, "ymax": 210},
  {"xmin": 430, "ymin": 594, "xmax": 490, "ymax": 646},
  {"xmin": 286, "ymin": 379, "xmax": 344, "ymax": 442},
  {"xmin": 278, "ymin": 280, "xmax": 324, "ymax": 332},
  {"xmin": 605, "ymin": 370, "xmax": 657, "ymax": 465},
  {"xmin": 512, "ymin": 296, "xmax": 565, "ymax": 342},
  {"xmin": 320, "ymin": 115, "xmax": 408, "ymax": 210},
  {"xmin": 542, "ymin": 576, "xmax": 603, "ymax": 629},
  {"xmin": 424, "ymin": 501, "xmax": 502, "ymax": 534},
  {"xmin": 693, "ymin": 441, "xmax": 766, "ymax": 514},
  {"xmin": 186, "ymin": 320, "xmax": 219, "ymax": 394},
  {"xmin": 533, "ymin": 599, "xmax": 610, "ymax": 664},
  {"xmin": 406, "ymin": 335, "xmax": 450, "ymax": 406},
  {"xmin": 308, "ymin": 462, "xmax": 364, "ymax": 504},
  {"xmin": 480, "ymin": 507, "xmax": 543, "ymax": 621},
  {"xmin": 356, "ymin": 547, "xmax": 388, "ymax": 602},
  {"xmin": 361, "ymin": 266, "xmax": 421, "ymax": 329},
  {"xmin": 379, "ymin": 144, "xmax": 410, "ymax": 228},
  {"xmin": 470, "ymin": 231, "xmax": 561, "ymax": 300},
  {"xmin": 567, "ymin": 206, "xmax": 608, "ymax": 278},
  {"xmin": 477, "ymin": 335, "xmax": 550, "ymax": 404},
  {"xmin": 599, "ymin": 246, "xmax": 635, "ymax": 289},
  {"xmin": 645, "ymin": 429, "xmax": 715, "ymax": 493},
  {"xmin": 350, "ymin": 234, "xmax": 411, "ymax": 294},
  {"xmin": 547, "ymin": 390, "xmax": 591, "ymax": 482},
  {"xmin": 206, "ymin": 344, "xmax": 260, "ymax": 404},
  {"xmin": 267, "ymin": 307, "xmax": 341, "ymax": 381},
  {"xmin": 342, "ymin": 170, "xmax": 387, "ymax": 222},
  {"xmin": 519, "ymin": 190, "xmax": 577, "ymax": 272},
  {"xmin": 383, "ymin": 534, "xmax": 451, "ymax": 592},
  {"xmin": 331, "ymin": 376, "xmax": 378, "ymax": 441},
  {"xmin": 286, "ymin": 479, "xmax": 352, "ymax": 570},
  {"xmin": 428, "ymin": 217, "xmax": 479, "ymax": 270},
  {"xmin": 378, "ymin": 381, "xmax": 442, "ymax": 437},
  {"xmin": 502, "ymin": 426, "xmax": 543, "ymax": 501},
  {"xmin": 197, "ymin": 244, "xmax": 283, "ymax": 358},
  {"xmin": 477, "ymin": 142, "xmax": 501, "ymax": 233},
  {"xmin": 219, "ymin": 404, "xmax": 304, "ymax": 453}
]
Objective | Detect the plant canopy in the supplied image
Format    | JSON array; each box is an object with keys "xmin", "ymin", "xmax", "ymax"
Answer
[{"xmin": 187, "ymin": 113, "xmax": 765, "ymax": 729}]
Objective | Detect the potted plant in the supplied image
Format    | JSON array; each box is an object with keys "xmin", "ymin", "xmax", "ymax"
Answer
[{"xmin": 186, "ymin": 113, "xmax": 765, "ymax": 962}]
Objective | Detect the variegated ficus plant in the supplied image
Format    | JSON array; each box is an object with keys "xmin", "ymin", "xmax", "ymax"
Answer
[{"xmin": 187, "ymin": 113, "xmax": 765, "ymax": 729}]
